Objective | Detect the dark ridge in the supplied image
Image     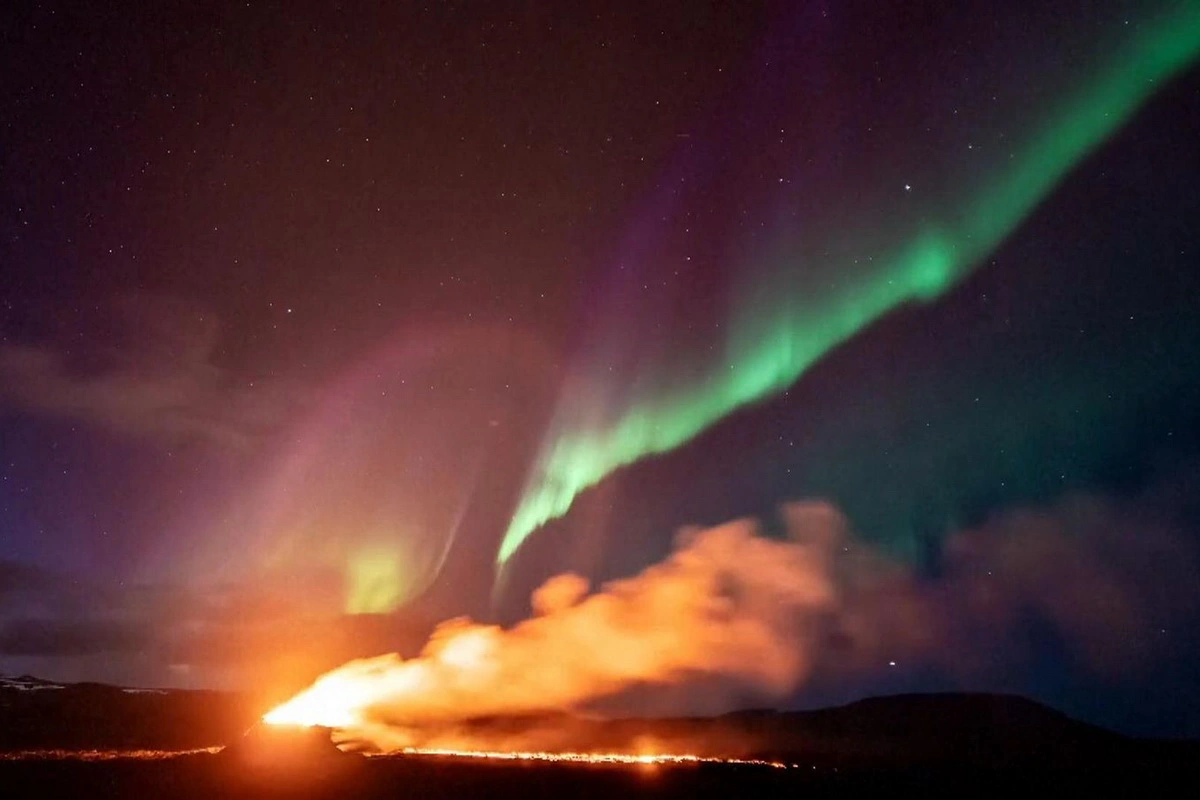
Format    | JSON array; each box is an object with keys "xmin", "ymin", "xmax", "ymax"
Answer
[
  {"xmin": 3, "ymin": 676, "xmax": 1196, "ymax": 774},
  {"xmin": 2, "ymin": 679, "xmax": 1198, "ymax": 796},
  {"xmin": 0, "ymin": 675, "xmax": 256, "ymax": 751}
]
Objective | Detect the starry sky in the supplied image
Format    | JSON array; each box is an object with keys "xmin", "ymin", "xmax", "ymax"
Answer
[{"xmin": 2, "ymin": 0, "xmax": 1199, "ymax": 736}]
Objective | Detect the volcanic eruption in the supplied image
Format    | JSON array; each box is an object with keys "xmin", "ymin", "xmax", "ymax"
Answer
[{"xmin": 262, "ymin": 506, "xmax": 845, "ymax": 760}]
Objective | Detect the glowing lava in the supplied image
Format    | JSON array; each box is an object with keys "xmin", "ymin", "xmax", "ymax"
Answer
[
  {"xmin": 394, "ymin": 747, "xmax": 790, "ymax": 769},
  {"xmin": 262, "ymin": 658, "xmax": 430, "ymax": 729},
  {"xmin": 264, "ymin": 688, "xmax": 792, "ymax": 769}
]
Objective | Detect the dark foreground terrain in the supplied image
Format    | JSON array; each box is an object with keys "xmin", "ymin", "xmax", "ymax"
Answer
[
  {"xmin": 2, "ymin": 676, "xmax": 1198, "ymax": 796},
  {"xmin": 2, "ymin": 746, "xmax": 1198, "ymax": 799}
]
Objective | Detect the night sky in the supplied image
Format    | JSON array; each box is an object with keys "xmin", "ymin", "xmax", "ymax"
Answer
[{"xmin": 3, "ymin": 1, "xmax": 1200, "ymax": 737}]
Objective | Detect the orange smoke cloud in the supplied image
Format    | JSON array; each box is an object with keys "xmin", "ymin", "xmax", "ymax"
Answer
[
  {"xmin": 265, "ymin": 507, "xmax": 841, "ymax": 744},
  {"xmin": 265, "ymin": 493, "xmax": 1197, "ymax": 751}
]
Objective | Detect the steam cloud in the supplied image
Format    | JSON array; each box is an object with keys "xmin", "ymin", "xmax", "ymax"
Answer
[
  {"xmin": 267, "ymin": 493, "xmax": 1197, "ymax": 750},
  {"xmin": 267, "ymin": 509, "xmax": 839, "ymax": 742}
]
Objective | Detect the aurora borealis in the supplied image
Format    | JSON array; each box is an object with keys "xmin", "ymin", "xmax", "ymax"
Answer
[
  {"xmin": 498, "ymin": 4, "xmax": 1200, "ymax": 571},
  {"xmin": 2, "ymin": 0, "xmax": 1200, "ymax": 739}
]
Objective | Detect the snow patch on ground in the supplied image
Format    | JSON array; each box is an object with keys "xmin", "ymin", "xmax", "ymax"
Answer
[{"xmin": 0, "ymin": 675, "xmax": 65, "ymax": 691}]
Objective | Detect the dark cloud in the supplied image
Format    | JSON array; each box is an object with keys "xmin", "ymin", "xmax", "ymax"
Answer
[
  {"xmin": 0, "ymin": 560, "xmax": 57, "ymax": 596},
  {"xmin": 801, "ymin": 483, "xmax": 1200, "ymax": 688},
  {"xmin": 0, "ymin": 556, "xmax": 427, "ymax": 696},
  {"xmin": 0, "ymin": 292, "xmax": 304, "ymax": 449},
  {"xmin": 0, "ymin": 560, "xmax": 213, "ymax": 622},
  {"xmin": 0, "ymin": 560, "xmax": 98, "ymax": 617},
  {"xmin": 0, "ymin": 561, "xmax": 186, "ymax": 657},
  {"xmin": 0, "ymin": 617, "xmax": 153, "ymax": 657}
]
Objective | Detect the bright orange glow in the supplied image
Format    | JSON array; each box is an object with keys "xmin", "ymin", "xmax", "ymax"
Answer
[
  {"xmin": 394, "ymin": 747, "xmax": 790, "ymax": 769},
  {"xmin": 263, "ymin": 656, "xmax": 431, "ymax": 728},
  {"xmin": 0, "ymin": 748, "xmax": 223, "ymax": 761},
  {"xmin": 434, "ymin": 627, "xmax": 495, "ymax": 672},
  {"xmin": 3, "ymin": 747, "xmax": 790, "ymax": 769},
  {"xmin": 263, "ymin": 521, "xmax": 834, "ymax": 737},
  {"xmin": 261, "ymin": 521, "xmax": 844, "ymax": 764},
  {"xmin": 264, "ymin": 683, "xmax": 792, "ymax": 769}
]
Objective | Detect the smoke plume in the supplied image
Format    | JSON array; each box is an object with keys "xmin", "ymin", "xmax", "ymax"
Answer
[{"xmin": 266, "ymin": 495, "xmax": 1197, "ymax": 750}]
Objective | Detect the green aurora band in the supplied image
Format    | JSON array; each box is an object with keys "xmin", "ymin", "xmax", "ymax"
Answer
[{"xmin": 497, "ymin": 6, "xmax": 1200, "ymax": 573}]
